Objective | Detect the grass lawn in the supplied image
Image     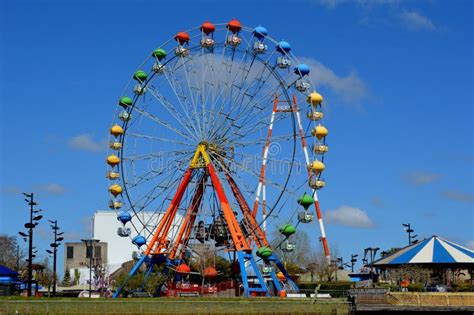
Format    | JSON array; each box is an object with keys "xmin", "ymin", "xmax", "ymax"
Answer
[{"xmin": 0, "ymin": 297, "xmax": 350, "ymax": 314}]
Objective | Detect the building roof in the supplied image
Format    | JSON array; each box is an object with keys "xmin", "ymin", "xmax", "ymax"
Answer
[
  {"xmin": 373, "ymin": 235, "xmax": 474, "ymax": 266},
  {"xmin": 0, "ymin": 265, "xmax": 19, "ymax": 277}
]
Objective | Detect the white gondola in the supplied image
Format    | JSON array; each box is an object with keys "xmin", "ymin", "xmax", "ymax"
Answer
[
  {"xmin": 253, "ymin": 42, "xmax": 267, "ymax": 54},
  {"xmin": 201, "ymin": 37, "xmax": 215, "ymax": 48},
  {"xmin": 108, "ymin": 200, "xmax": 122, "ymax": 209},
  {"xmin": 152, "ymin": 62, "xmax": 165, "ymax": 74},
  {"xmin": 262, "ymin": 266, "xmax": 273, "ymax": 274},
  {"xmin": 117, "ymin": 227, "xmax": 131, "ymax": 237},
  {"xmin": 298, "ymin": 211, "xmax": 314, "ymax": 223},
  {"xmin": 313, "ymin": 144, "xmax": 329, "ymax": 154},
  {"xmin": 119, "ymin": 110, "xmax": 131, "ymax": 122},
  {"xmin": 295, "ymin": 79, "xmax": 310, "ymax": 92},
  {"xmin": 175, "ymin": 46, "xmax": 189, "ymax": 57},
  {"xmin": 282, "ymin": 241, "xmax": 296, "ymax": 252},
  {"xmin": 309, "ymin": 178, "xmax": 326, "ymax": 190},
  {"xmin": 307, "ymin": 110, "xmax": 323, "ymax": 121},
  {"xmin": 226, "ymin": 35, "xmax": 241, "ymax": 47},
  {"xmin": 133, "ymin": 84, "xmax": 147, "ymax": 95},
  {"xmin": 277, "ymin": 56, "xmax": 291, "ymax": 68},
  {"xmin": 109, "ymin": 141, "xmax": 122, "ymax": 150}
]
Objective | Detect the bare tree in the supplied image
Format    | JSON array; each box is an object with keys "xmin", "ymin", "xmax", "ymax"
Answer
[
  {"xmin": 386, "ymin": 265, "xmax": 432, "ymax": 284},
  {"xmin": 0, "ymin": 235, "xmax": 24, "ymax": 271},
  {"xmin": 303, "ymin": 244, "xmax": 340, "ymax": 282},
  {"xmin": 270, "ymin": 228, "xmax": 311, "ymax": 274}
]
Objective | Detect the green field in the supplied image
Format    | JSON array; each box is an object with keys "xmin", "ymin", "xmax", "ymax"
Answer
[{"xmin": 0, "ymin": 297, "xmax": 350, "ymax": 315}]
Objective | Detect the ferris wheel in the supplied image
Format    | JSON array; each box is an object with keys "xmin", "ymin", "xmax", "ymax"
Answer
[{"xmin": 106, "ymin": 20, "xmax": 331, "ymax": 297}]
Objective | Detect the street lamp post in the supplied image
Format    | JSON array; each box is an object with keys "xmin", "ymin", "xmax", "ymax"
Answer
[
  {"xmin": 402, "ymin": 223, "xmax": 415, "ymax": 246},
  {"xmin": 47, "ymin": 220, "xmax": 63, "ymax": 297},
  {"xmin": 350, "ymin": 254, "xmax": 358, "ymax": 272},
  {"xmin": 81, "ymin": 239, "xmax": 99, "ymax": 298},
  {"xmin": 20, "ymin": 192, "xmax": 42, "ymax": 297}
]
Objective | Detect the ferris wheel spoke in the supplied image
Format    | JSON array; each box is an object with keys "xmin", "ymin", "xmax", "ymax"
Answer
[
  {"xmin": 224, "ymin": 94, "xmax": 283, "ymax": 141},
  {"xmin": 123, "ymin": 150, "xmax": 193, "ymax": 162},
  {"xmin": 133, "ymin": 106, "xmax": 191, "ymax": 139},
  {"xmin": 127, "ymin": 132, "xmax": 195, "ymax": 147},
  {"xmin": 213, "ymin": 69, "xmax": 281, "ymax": 142},
  {"xmin": 210, "ymin": 49, "xmax": 255, "ymax": 133},
  {"xmin": 212, "ymin": 150, "xmax": 295, "ymax": 197},
  {"xmin": 131, "ymin": 171, "xmax": 183, "ymax": 215},
  {"xmin": 224, "ymin": 115, "xmax": 289, "ymax": 146},
  {"xmin": 211, "ymin": 156, "xmax": 258, "ymax": 210},
  {"xmin": 176, "ymin": 54, "xmax": 204, "ymax": 138},
  {"xmin": 161, "ymin": 61, "xmax": 202, "ymax": 138},
  {"xmin": 225, "ymin": 54, "xmax": 274, "ymax": 118},
  {"xmin": 146, "ymin": 84, "xmax": 200, "ymax": 140},
  {"xmin": 229, "ymin": 150, "xmax": 302, "ymax": 167}
]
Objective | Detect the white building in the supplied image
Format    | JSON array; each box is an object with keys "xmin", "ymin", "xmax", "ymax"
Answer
[{"xmin": 92, "ymin": 210, "xmax": 183, "ymax": 274}]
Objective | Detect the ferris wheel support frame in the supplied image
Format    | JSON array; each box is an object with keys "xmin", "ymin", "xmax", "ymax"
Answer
[
  {"xmin": 252, "ymin": 94, "xmax": 331, "ymax": 261},
  {"xmin": 252, "ymin": 95, "xmax": 279, "ymax": 233},
  {"xmin": 113, "ymin": 144, "xmax": 299, "ymax": 297}
]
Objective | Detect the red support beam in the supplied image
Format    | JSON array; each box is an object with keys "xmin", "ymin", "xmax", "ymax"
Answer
[
  {"xmin": 207, "ymin": 162, "xmax": 250, "ymax": 252},
  {"xmin": 144, "ymin": 168, "xmax": 194, "ymax": 256},
  {"xmin": 169, "ymin": 175, "xmax": 207, "ymax": 260}
]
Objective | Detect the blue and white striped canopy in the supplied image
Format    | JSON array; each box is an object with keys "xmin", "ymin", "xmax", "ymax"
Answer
[{"xmin": 373, "ymin": 236, "xmax": 474, "ymax": 265}]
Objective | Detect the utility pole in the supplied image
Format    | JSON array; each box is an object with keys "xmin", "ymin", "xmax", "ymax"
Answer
[
  {"xmin": 47, "ymin": 220, "xmax": 63, "ymax": 297},
  {"xmin": 20, "ymin": 192, "xmax": 42, "ymax": 297}
]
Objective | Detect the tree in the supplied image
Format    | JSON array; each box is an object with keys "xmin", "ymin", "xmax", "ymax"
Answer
[
  {"xmin": 381, "ymin": 247, "xmax": 401, "ymax": 258},
  {"xmin": 62, "ymin": 267, "xmax": 72, "ymax": 286},
  {"xmin": 74, "ymin": 269, "xmax": 81, "ymax": 285},
  {"xmin": 0, "ymin": 235, "xmax": 24, "ymax": 271},
  {"xmin": 37, "ymin": 257, "xmax": 52, "ymax": 287},
  {"xmin": 386, "ymin": 265, "xmax": 432, "ymax": 285},
  {"xmin": 270, "ymin": 226, "xmax": 311, "ymax": 274}
]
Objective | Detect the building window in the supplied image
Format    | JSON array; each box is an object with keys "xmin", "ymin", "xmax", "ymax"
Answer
[
  {"xmin": 94, "ymin": 246, "xmax": 101, "ymax": 259},
  {"xmin": 67, "ymin": 246, "xmax": 74, "ymax": 259},
  {"xmin": 86, "ymin": 246, "xmax": 92, "ymax": 259}
]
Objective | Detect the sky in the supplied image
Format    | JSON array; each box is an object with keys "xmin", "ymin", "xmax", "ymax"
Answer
[{"xmin": 0, "ymin": 0, "xmax": 473, "ymax": 275}]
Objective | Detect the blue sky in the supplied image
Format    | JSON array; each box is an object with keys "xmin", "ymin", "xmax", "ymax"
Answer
[{"xmin": 1, "ymin": 0, "xmax": 472, "ymax": 273}]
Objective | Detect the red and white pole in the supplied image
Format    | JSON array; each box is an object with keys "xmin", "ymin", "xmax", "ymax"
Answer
[
  {"xmin": 292, "ymin": 95, "xmax": 330, "ymax": 261},
  {"xmin": 252, "ymin": 96, "xmax": 278, "ymax": 233}
]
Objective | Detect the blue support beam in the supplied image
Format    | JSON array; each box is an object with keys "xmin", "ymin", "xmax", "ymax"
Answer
[
  {"xmin": 267, "ymin": 254, "xmax": 299, "ymax": 292},
  {"xmin": 237, "ymin": 251, "xmax": 269, "ymax": 297},
  {"xmin": 113, "ymin": 254, "xmax": 148, "ymax": 298}
]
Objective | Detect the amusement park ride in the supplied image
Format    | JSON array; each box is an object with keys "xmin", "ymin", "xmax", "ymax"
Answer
[{"xmin": 106, "ymin": 20, "xmax": 331, "ymax": 298}]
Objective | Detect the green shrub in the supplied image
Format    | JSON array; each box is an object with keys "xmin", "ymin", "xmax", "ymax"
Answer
[
  {"xmin": 407, "ymin": 283, "xmax": 425, "ymax": 292},
  {"xmin": 452, "ymin": 282, "xmax": 473, "ymax": 292},
  {"xmin": 377, "ymin": 283, "xmax": 399, "ymax": 291},
  {"xmin": 298, "ymin": 281, "xmax": 352, "ymax": 291}
]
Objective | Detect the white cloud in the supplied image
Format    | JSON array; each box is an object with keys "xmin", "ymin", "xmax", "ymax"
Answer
[
  {"xmin": 399, "ymin": 10, "xmax": 436, "ymax": 31},
  {"xmin": 1, "ymin": 186, "xmax": 21, "ymax": 194},
  {"xmin": 316, "ymin": 0, "xmax": 399, "ymax": 8},
  {"xmin": 326, "ymin": 205, "xmax": 374, "ymax": 228},
  {"xmin": 68, "ymin": 134, "xmax": 104, "ymax": 152},
  {"xmin": 38, "ymin": 183, "xmax": 65, "ymax": 195},
  {"xmin": 300, "ymin": 57, "xmax": 368, "ymax": 103},
  {"xmin": 441, "ymin": 190, "xmax": 474, "ymax": 204},
  {"xmin": 402, "ymin": 171, "xmax": 440, "ymax": 186}
]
